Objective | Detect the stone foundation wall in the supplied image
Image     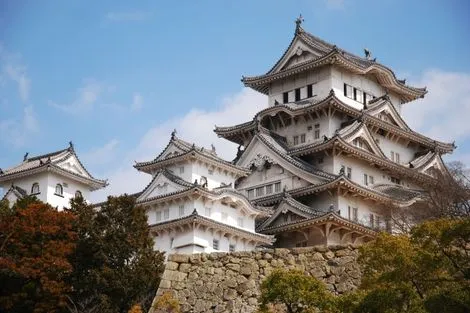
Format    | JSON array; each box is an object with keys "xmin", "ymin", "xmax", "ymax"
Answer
[{"xmin": 149, "ymin": 245, "xmax": 361, "ymax": 313}]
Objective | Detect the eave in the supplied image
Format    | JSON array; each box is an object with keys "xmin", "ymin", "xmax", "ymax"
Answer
[
  {"xmin": 149, "ymin": 210, "xmax": 274, "ymax": 245},
  {"xmin": 134, "ymin": 149, "xmax": 250, "ymax": 177}
]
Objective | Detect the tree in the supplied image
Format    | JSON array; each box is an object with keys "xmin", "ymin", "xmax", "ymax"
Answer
[
  {"xmin": 0, "ymin": 198, "xmax": 76, "ymax": 313},
  {"xmin": 257, "ymin": 269, "xmax": 335, "ymax": 313},
  {"xmin": 347, "ymin": 218, "xmax": 470, "ymax": 313},
  {"xmin": 67, "ymin": 195, "xmax": 165, "ymax": 313},
  {"xmin": 152, "ymin": 292, "xmax": 181, "ymax": 313}
]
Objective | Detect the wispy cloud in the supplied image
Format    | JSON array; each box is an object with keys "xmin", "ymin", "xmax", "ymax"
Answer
[
  {"xmin": 0, "ymin": 105, "xmax": 39, "ymax": 147},
  {"xmin": 82, "ymin": 139, "xmax": 120, "ymax": 167},
  {"xmin": 49, "ymin": 79, "xmax": 105, "ymax": 114},
  {"xmin": 326, "ymin": 0, "xmax": 345, "ymax": 10},
  {"xmin": 105, "ymin": 11, "xmax": 152, "ymax": 22},
  {"xmin": 0, "ymin": 44, "xmax": 31, "ymax": 102},
  {"xmin": 91, "ymin": 88, "xmax": 267, "ymax": 201},
  {"xmin": 130, "ymin": 92, "xmax": 143, "ymax": 112}
]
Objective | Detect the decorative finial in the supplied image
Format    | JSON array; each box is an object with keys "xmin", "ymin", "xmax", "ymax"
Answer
[
  {"xmin": 69, "ymin": 141, "xmax": 74, "ymax": 150},
  {"xmin": 211, "ymin": 143, "xmax": 216, "ymax": 153},
  {"xmin": 171, "ymin": 129, "xmax": 177, "ymax": 139},
  {"xmin": 23, "ymin": 152, "xmax": 29, "ymax": 161},
  {"xmin": 339, "ymin": 166, "xmax": 345, "ymax": 175},
  {"xmin": 364, "ymin": 48, "xmax": 371, "ymax": 60},
  {"xmin": 192, "ymin": 143, "xmax": 196, "ymax": 149},
  {"xmin": 329, "ymin": 88, "xmax": 335, "ymax": 96},
  {"xmin": 0, "ymin": 168, "xmax": 3, "ymax": 174},
  {"xmin": 329, "ymin": 204, "xmax": 335, "ymax": 212},
  {"xmin": 323, "ymin": 135, "xmax": 329, "ymax": 142},
  {"xmin": 452, "ymin": 141, "xmax": 457, "ymax": 149},
  {"xmin": 295, "ymin": 14, "xmax": 304, "ymax": 31}
]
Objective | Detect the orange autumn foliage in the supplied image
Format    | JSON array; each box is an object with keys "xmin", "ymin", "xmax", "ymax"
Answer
[{"xmin": 0, "ymin": 201, "xmax": 76, "ymax": 313}]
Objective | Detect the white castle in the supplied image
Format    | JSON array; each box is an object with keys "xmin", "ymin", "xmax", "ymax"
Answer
[{"xmin": 1, "ymin": 18, "xmax": 455, "ymax": 255}]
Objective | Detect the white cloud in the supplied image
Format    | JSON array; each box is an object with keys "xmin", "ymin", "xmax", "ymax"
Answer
[
  {"xmin": 0, "ymin": 105, "xmax": 39, "ymax": 147},
  {"xmin": 105, "ymin": 11, "xmax": 151, "ymax": 22},
  {"xmin": 82, "ymin": 139, "xmax": 120, "ymax": 167},
  {"xmin": 130, "ymin": 92, "xmax": 143, "ymax": 112},
  {"xmin": 49, "ymin": 79, "xmax": 105, "ymax": 114},
  {"xmin": 90, "ymin": 88, "xmax": 267, "ymax": 202},
  {"xmin": 0, "ymin": 44, "xmax": 31, "ymax": 102},
  {"xmin": 326, "ymin": 0, "xmax": 345, "ymax": 10},
  {"xmin": 403, "ymin": 69, "xmax": 470, "ymax": 144}
]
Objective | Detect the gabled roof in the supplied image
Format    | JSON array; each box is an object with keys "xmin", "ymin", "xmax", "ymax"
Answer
[
  {"xmin": 409, "ymin": 151, "xmax": 447, "ymax": 175},
  {"xmin": 236, "ymin": 131, "xmax": 335, "ymax": 183},
  {"xmin": 149, "ymin": 209, "xmax": 274, "ymax": 245},
  {"xmin": 137, "ymin": 184, "xmax": 268, "ymax": 217},
  {"xmin": 365, "ymin": 95, "xmax": 411, "ymax": 131},
  {"xmin": 257, "ymin": 194, "xmax": 321, "ymax": 232},
  {"xmin": 258, "ymin": 211, "xmax": 377, "ymax": 238},
  {"xmin": 134, "ymin": 134, "xmax": 250, "ymax": 176},
  {"xmin": 215, "ymin": 91, "xmax": 455, "ymax": 154},
  {"xmin": 137, "ymin": 169, "xmax": 194, "ymax": 203},
  {"xmin": 0, "ymin": 144, "xmax": 107, "ymax": 190},
  {"xmin": 337, "ymin": 120, "xmax": 386, "ymax": 158},
  {"xmin": 242, "ymin": 25, "xmax": 427, "ymax": 103},
  {"xmin": 1, "ymin": 185, "xmax": 27, "ymax": 202}
]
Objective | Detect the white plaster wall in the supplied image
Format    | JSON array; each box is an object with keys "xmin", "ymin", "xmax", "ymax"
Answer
[
  {"xmin": 0, "ymin": 172, "xmax": 49, "ymax": 204},
  {"xmin": 337, "ymin": 195, "xmax": 386, "ymax": 229},
  {"xmin": 373, "ymin": 134, "xmax": 419, "ymax": 165},
  {"xmin": 304, "ymin": 192, "xmax": 339, "ymax": 213},
  {"xmin": 269, "ymin": 66, "xmax": 332, "ymax": 106},
  {"xmin": 190, "ymin": 162, "xmax": 236, "ymax": 190},
  {"xmin": 46, "ymin": 173, "xmax": 91, "ymax": 209}
]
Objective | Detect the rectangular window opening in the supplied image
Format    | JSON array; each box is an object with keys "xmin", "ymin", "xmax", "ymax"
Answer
[
  {"xmin": 283, "ymin": 92, "xmax": 289, "ymax": 104},
  {"xmin": 295, "ymin": 88, "xmax": 301, "ymax": 101}
]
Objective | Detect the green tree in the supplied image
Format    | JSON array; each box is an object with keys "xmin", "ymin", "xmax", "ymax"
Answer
[
  {"xmin": 0, "ymin": 198, "xmax": 76, "ymax": 313},
  {"xmin": 257, "ymin": 269, "xmax": 335, "ymax": 313},
  {"xmin": 345, "ymin": 218, "xmax": 470, "ymax": 313},
  {"xmin": 67, "ymin": 195, "xmax": 165, "ymax": 313}
]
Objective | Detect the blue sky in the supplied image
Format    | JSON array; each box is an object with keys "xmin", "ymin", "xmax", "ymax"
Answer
[{"xmin": 1, "ymin": 0, "xmax": 469, "ymax": 200}]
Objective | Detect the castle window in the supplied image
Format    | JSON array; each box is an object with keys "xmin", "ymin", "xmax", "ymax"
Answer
[
  {"xmin": 348, "ymin": 206, "xmax": 351, "ymax": 220},
  {"xmin": 283, "ymin": 92, "xmax": 289, "ymax": 104},
  {"xmin": 237, "ymin": 217, "xmax": 244, "ymax": 227},
  {"xmin": 247, "ymin": 189, "xmax": 255, "ymax": 199},
  {"xmin": 307, "ymin": 84, "xmax": 313, "ymax": 98},
  {"xmin": 229, "ymin": 244, "xmax": 236, "ymax": 252},
  {"xmin": 347, "ymin": 167, "xmax": 352, "ymax": 179},
  {"xmin": 390, "ymin": 151, "xmax": 395, "ymax": 162},
  {"xmin": 296, "ymin": 241, "xmax": 307, "ymax": 247},
  {"xmin": 300, "ymin": 134, "xmax": 306, "ymax": 143},
  {"xmin": 369, "ymin": 176, "xmax": 374, "ymax": 185},
  {"xmin": 31, "ymin": 183, "xmax": 40, "ymax": 195},
  {"xmin": 363, "ymin": 174, "xmax": 368, "ymax": 186},
  {"xmin": 256, "ymin": 187, "xmax": 264, "ymax": 197},
  {"xmin": 344, "ymin": 83, "xmax": 354, "ymax": 99},
  {"xmin": 274, "ymin": 182, "xmax": 281, "ymax": 193},
  {"xmin": 75, "ymin": 190, "xmax": 83, "ymax": 198},
  {"xmin": 293, "ymin": 136, "xmax": 299, "ymax": 145},
  {"xmin": 54, "ymin": 184, "xmax": 63, "ymax": 197},
  {"xmin": 354, "ymin": 88, "xmax": 363, "ymax": 103},
  {"xmin": 395, "ymin": 153, "xmax": 400, "ymax": 164},
  {"xmin": 266, "ymin": 184, "xmax": 273, "ymax": 194},
  {"xmin": 352, "ymin": 208, "xmax": 358, "ymax": 222},
  {"xmin": 208, "ymin": 169, "xmax": 214, "ymax": 175},
  {"xmin": 170, "ymin": 238, "xmax": 174, "ymax": 248},
  {"xmin": 179, "ymin": 204, "xmax": 185, "ymax": 217},
  {"xmin": 213, "ymin": 239, "xmax": 219, "ymax": 250},
  {"xmin": 307, "ymin": 126, "xmax": 313, "ymax": 131},
  {"xmin": 364, "ymin": 92, "xmax": 374, "ymax": 104},
  {"xmin": 295, "ymin": 88, "xmax": 301, "ymax": 101},
  {"xmin": 318, "ymin": 157, "xmax": 324, "ymax": 164},
  {"xmin": 370, "ymin": 214, "xmax": 375, "ymax": 228},
  {"xmin": 375, "ymin": 215, "xmax": 381, "ymax": 229},
  {"xmin": 156, "ymin": 211, "xmax": 162, "ymax": 221},
  {"xmin": 179, "ymin": 166, "xmax": 184, "ymax": 174},
  {"xmin": 163, "ymin": 208, "xmax": 170, "ymax": 220},
  {"xmin": 391, "ymin": 177, "xmax": 401, "ymax": 184},
  {"xmin": 205, "ymin": 207, "xmax": 212, "ymax": 217},
  {"xmin": 314, "ymin": 124, "xmax": 320, "ymax": 139}
]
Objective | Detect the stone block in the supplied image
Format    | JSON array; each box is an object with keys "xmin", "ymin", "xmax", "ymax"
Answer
[{"xmin": 168, "ymin": 254, "xmax": 189, "ymax": 263}]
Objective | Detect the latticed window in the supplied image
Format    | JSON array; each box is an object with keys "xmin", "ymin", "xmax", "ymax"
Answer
[
  {"xmin": 213, "ymin": 239, "xmax": 219, "ymax": 250},
  {"xmin": 156, "ymin": 211, "xmax": 162, "ymax": 221},
  {"xmin": 55, "ymin": 184, "xmax": 63, "ymax": 196},
  {"xmin": 347, "ymin": 167, "xmax": 352, "ymax": 179},
  {"xmin": 247, "ymin": 189, "xmax": 255, "ymax": 199},
  {"xmin": 300, "ymin": 134, "xmax": 306, "ymax": 143},
  {"xmin": 314, "ymin": 124, "xmax": 320, "ymax": 139},
  {"xmin": 344, "ymin": 83, "xmax": 354, "ymax": 99},
  {"xmin": 274, "ymin": 182, "xmax": 281, "ymax": 193},
  {"xmin": 352, "ymin": 208, "xmax": 358, "ymax": 222},
  {"xmin": 179, "ymin": 204, "xmax": 185, "ymax": 217},
  {"xmin": 354, "ymin": 88, "xmax": 363, "ymax": 103},
  {"xmin": 293, "ymin": 136, "xmax": 299, "ymax": 145},
  {"xmin": 256, "ymin": 187, "xmax": 264, "ymax": 197},
  {"xmin": 205, "ymin": 207, "xmax": 212, "ymax": 217},
  {"xmin": 266, "ymin": 184, "xmax": 273, "ymax": 194},
  {"xmin": 31, "ymin": 183, "xmax": 40, "ymax": 195},
  {"xmin": 164, "ymin": 208, "xmax": 170, "ymax": 220}
]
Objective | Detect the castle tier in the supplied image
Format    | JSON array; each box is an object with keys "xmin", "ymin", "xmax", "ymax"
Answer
[
  {"xmin": 134, "ymin": 133, "xmax": 273, "ymax": 255},
  {"xmin": 0, "ymin": 142, "xmax": 107, "ymax": 210},
  {"xmin": 215, "ymin": 20, "xmax": 455, "ymax": 247}
]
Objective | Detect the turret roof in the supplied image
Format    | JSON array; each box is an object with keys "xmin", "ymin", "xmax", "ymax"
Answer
[
  {"xmin": 242, "ymin": 24, "xmax": 426, "ymax": 103},
  {"xmin": 0, "ymin": 143, "xmax": 107, "ymax": 190}
]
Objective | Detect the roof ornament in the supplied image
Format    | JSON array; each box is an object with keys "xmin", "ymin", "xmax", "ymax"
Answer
[
  {"xmin": 171, "ymin": 129, "xmax": 177, "ymax": 139},
  {"xmin": 339, "ymin": 166, "xmax": 345, "ymax": 176},
  {"xmin": 329, "ymin": 88, "xmax": 335, "ymax": 96},
  {"xmin": 364, "ymin": 48, "xmax": 372, "ymax": 60},
  {"xmin": 192, "ymin": 143, "xmax": 196, "ymax": 149},
  {"xmin": 194, "ymin": 179, "xmax": 198, "ymax": 185},
  {"xmin": 23, "ymin": 152, "xmax": 29, "ymax": 162},
  {"xmin": 69, "ymin": 141, "xmax": 74, "ymax": 150},
  {"xmin": 329, "ymin": 204, "xmax": 335, "ymax": 212},
  {"xmin": 0, "ymin": 168, "xmax": 3, "ymax": 174},
  {"xmin": 211, "ymin": 143, "xmax": 216, "ymax": 154},
  {"xmin": 295, "ymin": 14, "xmax": 304, "ymax": 33},
  {"xmin": 323, "ymin": 135, "xmax": 329, "ymax": 142}
]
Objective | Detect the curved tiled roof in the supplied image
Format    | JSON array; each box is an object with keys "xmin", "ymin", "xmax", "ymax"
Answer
[
  {"xmin": 149, "ymin": 209, "xmax": 274, "ymax": 244},
  {"xmin": 242, "ymin": 26, "xmax": 426, "ymax": 102},
  {"xmin": 0, "ymin": 144, "xmax": 107, "ymax": 189},
  {"xmin": 372, "ymin": 184, "xmax": 422, "ymax": 202},
  {"xmin": 215, "ymin": 92, "xmax": 454, "ymax": 154},
  {"xmin": 134, "ymin": 134, "xmax": 250, "ymax": 176}
]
